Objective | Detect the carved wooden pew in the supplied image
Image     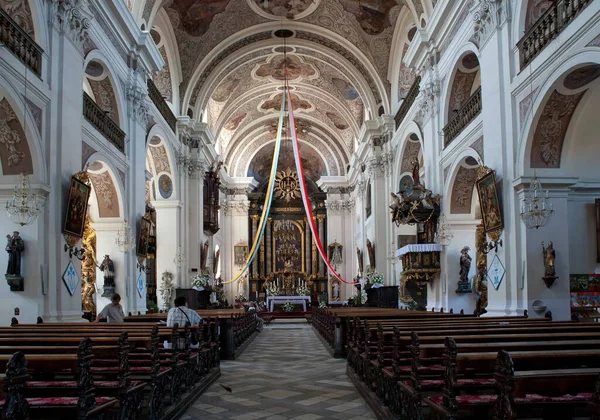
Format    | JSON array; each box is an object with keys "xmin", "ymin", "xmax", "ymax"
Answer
[
  {"xmin": 0, "ymin": 339, "xmax": 118, "ymax": 420},
  {"xmin": 424, "ymin": 337, "xmax": 600, "ymax": 420}
]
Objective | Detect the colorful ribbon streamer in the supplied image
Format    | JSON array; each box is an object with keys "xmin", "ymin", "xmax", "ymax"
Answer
[
  {"xmin": 285, "ymin": 85, "xmax": 356, "ymax": 285},
  {"xmin": 221, "ymin": 89, "xmax": 286, "ymax": 285}
]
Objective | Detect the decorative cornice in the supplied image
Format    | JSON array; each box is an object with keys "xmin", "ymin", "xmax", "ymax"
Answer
[
  {"xmin": 223, "ymin": 200, "xmax": 250, "ymax": 216},
  {"xmin": 51, "ymin": 0, "xmax": 93, "ymax": 53},
  {"xmin": 471, "ymin": 0, "xmax": 510, "ymax": 49}
]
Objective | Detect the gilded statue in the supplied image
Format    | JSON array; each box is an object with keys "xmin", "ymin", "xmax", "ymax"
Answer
[
  {"xmin": 356, "ymin": 246, "xmax": 364, "ymax": 276},
  {"xmin": 542, "ymin": 241, "xmax": 556, "ymax": 278},
  {"xmin": 201, "ymin": 240, "xmax": 209, "ymax": 270},
  {"xmin": 81, "ymin": 217, "xmax": 97, "ymax": 313},
  {"xmin": 474, "ymin": 223, "xmax": 488, "ymax": 314}
]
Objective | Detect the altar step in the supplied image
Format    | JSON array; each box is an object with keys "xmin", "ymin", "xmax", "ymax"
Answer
[{"xmin": 261, "ymin": 311, "xmax": 311, "ymax": 320}]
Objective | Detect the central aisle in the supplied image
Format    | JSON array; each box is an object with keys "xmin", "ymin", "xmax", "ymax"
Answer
[{"xmin": 183, "ymin": 321, "xmax": 376, "ymax": 420}]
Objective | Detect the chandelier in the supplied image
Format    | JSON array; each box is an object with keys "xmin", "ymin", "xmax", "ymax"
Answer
[
  {"xmin": 520, "ymin": 176, "xmax": 554, "ymax": 229},
  {"xmin": 6, "ymin": 173, "xmax": 46, "ymax": 226},
  {"xmin": 274, "ymin": 219, "xmax": 295, "ymax": 241},
  {"xmin": 173, "ymin": 245, "xmax": 186, "ymax": 267},
  {"xmin": 434, "ymin": 213, "xmax": 453, "ymax": 247},
  {"xmin": 276, "ymin": 241, "xmax": 300, "ymax": 262},
  {"xmin": 115, "ymin": 220, "xmax": 135, "ymax": 252},
  {"xmin": 176, "ymin": 147, "xmax": 203, "ymax": 179}
]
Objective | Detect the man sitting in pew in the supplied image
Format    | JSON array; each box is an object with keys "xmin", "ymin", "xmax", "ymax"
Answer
[
  {"xmin": 94, "ymin": 293, "xmax": 125, "ymax": 323},
  {"xmin": 166, "ymin": 297, "xmax": 201, "ymax": 349},
  {"xmin": 167, "ymin": 296, "xmax": 201, "ymax": 327}
]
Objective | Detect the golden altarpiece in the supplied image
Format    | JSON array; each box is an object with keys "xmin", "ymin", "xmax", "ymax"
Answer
[{"xmin": 246, "ymin": 167, "xmax": 328, "ymax": 299}]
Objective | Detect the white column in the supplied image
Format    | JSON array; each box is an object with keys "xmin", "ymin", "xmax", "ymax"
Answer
[
  {"xmin": 152, "ymin": 200, "xmax": 181, "ymax": 310},
  {"xmin": 46, "ymin": 4, "xmax": 90, "ymax": 322}
]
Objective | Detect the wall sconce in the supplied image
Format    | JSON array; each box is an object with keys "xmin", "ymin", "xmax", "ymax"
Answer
[
  {"xmin": 64, "ymin": 243, "xmax": 86, "ymax": 261},
  {"xmin": 482, "ymin": 239, "xmax": 502, "ymax": 255}
]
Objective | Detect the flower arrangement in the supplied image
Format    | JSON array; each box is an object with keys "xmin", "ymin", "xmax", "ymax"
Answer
[
  {"xmin": 235, "ymin": 294, "xmax": 248, "ymax": 303},
  {"xmin": 348, "ymin": 289, "xmax": 368, "ymax": 306},
  {"xmin": 296, "ymin": 285, "xmax": 310, "ymax": 296},
  {"xmin": 369, "ymin": 271, "xmax": 384, "ymax": 288},
  {"xmin": 283, "ymin": 301, "xmax": 296, "ymax": 312},
  {"xmin": 191, "ymin": 273, "xmax": 211, "ymax": 291},
  {"xmin": 318, "ymin": 301, "xmax": 328, "ymax": 309},
  {"xmin": 264, "ymin": 282, "xmax": 280, "ymax": 296}
]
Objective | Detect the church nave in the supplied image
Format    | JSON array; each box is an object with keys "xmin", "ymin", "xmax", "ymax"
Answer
[{"xmin": 183, "ymin": 322, "xmax": 375, "ymax": 420}]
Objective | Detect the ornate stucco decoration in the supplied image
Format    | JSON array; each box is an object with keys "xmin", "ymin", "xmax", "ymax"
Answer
[
  {"xmin": 223, "ymin": 200, "xmax": 250, "ymax": 216},
  {"xmin": 471, "ymin": 0, "xmax": 510, "ymax": 49},
  {"xmin": 50, "ymin": 0, "xmax": 93, "ymax": 52},
  {"xmin": 326, "ymin": 199, "xmax": 355, "ymax": 214},
  {"xmin": 416, "ymin": 77, "xmax": 441, "ymax": 125},
  {"xmin": 126, "ymin": 84, "xmax": 149, "ymax": 126}
]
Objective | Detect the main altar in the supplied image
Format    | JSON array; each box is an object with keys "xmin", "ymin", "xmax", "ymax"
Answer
[{"xmin": 246, "ymin": 164, "xmax": 329, "ymax": 299}]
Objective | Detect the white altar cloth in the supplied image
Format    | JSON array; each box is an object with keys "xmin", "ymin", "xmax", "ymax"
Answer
[
  {"xmin": 396, "ymin": 244, "xmax": 443, "ymax": 257},
  {"xmin": 267, "ymin": 295, "xmax": 311, "ymax": 312}
]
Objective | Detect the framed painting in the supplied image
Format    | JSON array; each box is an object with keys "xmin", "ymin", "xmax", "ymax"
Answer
[
  {"xmin": 136, "ymin": 217, "xmax": 151, "ymax": 258},
  {"xmin": 63, "ymin": 176, "xmax": 91, "ymax": 238},
  {"xmin": 476, "ymin": 171, "xmax": 503, "ymax": 234},
  {"xmin": 234, "ymin": 243, "xmax": 248, "ymax": 267}
]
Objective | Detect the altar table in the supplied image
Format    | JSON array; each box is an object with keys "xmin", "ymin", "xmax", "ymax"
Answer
[{"xmin": 267, "ymin": 295, "xmax": 311, "ymax": 312}]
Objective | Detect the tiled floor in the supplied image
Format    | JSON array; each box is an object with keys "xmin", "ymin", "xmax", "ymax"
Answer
[{"xmin": 182, "ymin": 321, "xmax": 376, "ymax": 420}]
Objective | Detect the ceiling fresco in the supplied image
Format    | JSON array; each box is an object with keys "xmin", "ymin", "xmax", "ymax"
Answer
[
  {"xmin": 247, "ymin": 142, "xmax": 326, "ymax": 182},
  {"xmin": 152, "ymin": 0, "xmax": 424, "ymax": 180}
]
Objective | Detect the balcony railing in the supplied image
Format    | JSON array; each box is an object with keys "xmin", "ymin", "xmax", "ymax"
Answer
[
  {"xmin": 443, "ymin": 87, "xmax": 482, "ymax": 148},
  {"xmin": 147, "ymin": 79, "xmax": 177, "ymax": 133},
  {"xmin": 395, "ymin": 76, "xmax": 421, "ymax": 130},
  {"xmin": 0, "ymin": 8, "xmax": 43, "ymax": 77},
  {"xmin": 83, "ymin": 92, "xmax": 126, "ymax": 153},
  {"xmin": 518, "ymin": 0, "xmax": 592, "ymax": 69}
]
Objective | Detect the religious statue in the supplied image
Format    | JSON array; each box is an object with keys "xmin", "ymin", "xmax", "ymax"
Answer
[
  {"xmin": 366, "ymin": 239, "xmax": 375, "ymax": 270},
  {"xmin": 237, "ymin": 273, "xmax": 247, "ymax": 297},
  {"xmin": 81, "ymin": 217, "xmax": 96, "ymax": 313},
  {"xmin": 331, "ymin": 278, "xmax": 340, "ymax": 301},
  {"xmin": 411, "ymin": 157, "xmax": 421, "ymax": 186},
  {"xmin": 159, "ymin": 271, "xmax": 175, "ymax": 311},
  {"xmin": 98, "ymin": 254, "xmax": 115, "ymax": 297},
  {"xmin": 474, "ymin": 223, "xmax": 488, "ymax": 315},
  {"xmin": 5, "ymin": 231, "xmax": 24, "ymax": 291},
  {"xmin": 81, "ymin": 276, "xmax": 96, "ymax": 314},
  {"xmin": 356, "ymin": 246, "xmax": 364, "ymax": 276},
  {"xmin": 542, "ymin": 241, "xmax": 558, "ymax": 287},
  {"xmin": 201, "ymin": 240, "xmax": 209, "ymax": 270},
  {"xmin": 456, "ymin": 246, "xmax": 473, "ymax": 293}
]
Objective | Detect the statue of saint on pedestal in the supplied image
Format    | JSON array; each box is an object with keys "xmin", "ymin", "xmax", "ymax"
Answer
[
  {"xmin": 456, "ymin": 246, "xmax": 472, "ymax": 293},
  {"xmin": 5, "ymin": 231, "xmax": 24, "ymax": 291},
  {"xmin": 98, "ymin": 254, "xmax": 115, "ymax": 297}
]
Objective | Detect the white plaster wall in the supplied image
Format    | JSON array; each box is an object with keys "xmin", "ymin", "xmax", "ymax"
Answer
[{"xmin": 0, "ymin": 213, "xmax": 44, "ymax": 325}]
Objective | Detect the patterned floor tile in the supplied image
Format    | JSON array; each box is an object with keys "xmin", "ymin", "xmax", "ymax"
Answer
[{"xmin": 183, "ymin": 323, "xmax": 375, "ymax": 419}]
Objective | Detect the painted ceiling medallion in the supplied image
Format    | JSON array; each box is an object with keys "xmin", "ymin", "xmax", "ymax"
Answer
[
  {"xmin": 274, "ymin": 167, "xmax": 300, "ymax": 202},
  {"xmin": 253, "ymin": 54, "xmax": 318, "ymax": 82},
  {"xmin": 247, "ymin": 0, "xmax": 321, "ymax": 20}
]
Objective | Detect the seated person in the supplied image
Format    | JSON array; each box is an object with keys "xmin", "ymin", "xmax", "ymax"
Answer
[
  {"xmin": 248, "ymin": 301, "xmax": 264, "ymax": 332},
  {"xmin": 95, "ymin": 293, "xmax": 124, "ymax": 323},
  {"xmin": 167, "ymin": 296, "xmax": 201, "ymax": 327},
  {"xmin": 166, "ymin": 296, "xmax": 201, "ymax": 349}
]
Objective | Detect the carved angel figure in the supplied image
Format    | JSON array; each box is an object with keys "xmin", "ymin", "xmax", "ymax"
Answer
[{"xmin": 159, "ymin": 271, "xmax": 175, "ymax": 311}]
